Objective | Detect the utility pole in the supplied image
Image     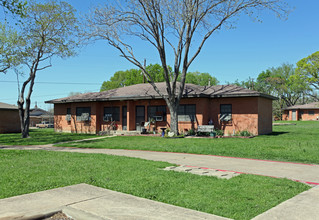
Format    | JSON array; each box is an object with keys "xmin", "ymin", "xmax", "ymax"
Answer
[{"xmin": 143, "ymin": 59, "xmax": 146, "ymax": 83}]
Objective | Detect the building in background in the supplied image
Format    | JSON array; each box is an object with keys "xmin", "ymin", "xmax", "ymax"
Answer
[
  {"xmin": 0, "ymin": 102, "xmax": 21, "ymax": 133},
  {"xmin": 29, "ymin": 103, "xmax": 54, "ymax": 127},
  {"xmin": 283, "ymin": 102, "xmax": 319, "ymax": 121}
]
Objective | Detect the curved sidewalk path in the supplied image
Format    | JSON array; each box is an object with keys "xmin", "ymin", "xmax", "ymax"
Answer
[{"xmin": 1, "ymin": 145, "xmax": 319, "ymax": 184}]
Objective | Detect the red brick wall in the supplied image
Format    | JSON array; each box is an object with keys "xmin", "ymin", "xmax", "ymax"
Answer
[
  {"xmin": 0, "ymin": 109, "xmax": 21, "ymax": 133},
  {"xmin": 54, "ymin": 102, "xmax": 97, "ymax": 134},
  {"xmin": 258, "ymin": 97, "xmax": 273, "ymax": 135},
  {"xmin": 208, "ymin": 97, "xmax": 259, "ymax": 135},
  {"xmin": 53, "ymin": 96, "xmax": 273, "ymax": 135},
  {"xmin": 283, "ymin": 109, "xmax": 319, "ymax": 121},
  {"xmin": 300, "ymin": 109, "xmax": 319, "ymax": 120}
]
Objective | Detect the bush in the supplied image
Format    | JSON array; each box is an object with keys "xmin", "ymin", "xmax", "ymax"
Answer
[
  {"xmin": 239, "ymin": 130, "xmax": 252, "ymax": 137},
  {"xmin": 215, "ymin": 129, "xmax": 224, "ymax": 136},
  {"xmin": 196, "ymin": 131, "xmax": 210, "ymax": 136},
  {"xmin": 188, "ymin": 129, "xmax": 196, "ymax": 136}
]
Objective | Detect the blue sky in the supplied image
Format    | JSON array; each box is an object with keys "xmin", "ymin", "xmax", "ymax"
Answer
[{"xmin": 0, "ymin": 0, "xmax": 318, "ymax": 110}]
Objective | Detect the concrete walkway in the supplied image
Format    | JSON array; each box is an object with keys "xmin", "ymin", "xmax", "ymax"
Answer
[
  {"xmin": 0, "ymin": 183, "xmax": 228, "ymax": 220},
  {"xmin": 1, "ymin": 145, "xmax": 319, "ymax": 219},
  {"xmin": 2, "ymin": 145, "xmax": 319, "ymax": 185}
]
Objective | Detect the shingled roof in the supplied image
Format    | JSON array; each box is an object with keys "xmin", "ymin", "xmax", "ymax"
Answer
[
  {"xmin": 0, "ymin": 102, "xmax": 18, "ymax": 110},
  {"xmin": 46, "ymin": 83, "xmax": 277, "ymax": 104},
  {"xmin": 284, "ymin": 102, "xmax": 319, "ymax": 110}
]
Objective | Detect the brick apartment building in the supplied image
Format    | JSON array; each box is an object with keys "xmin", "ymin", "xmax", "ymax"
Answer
[
  {"xmin": 46, "ymin": 83, "xmax": 276, "ymax": 135},
  {"xmin": 282, "ymin": 102, "xmax": 319, "ymax": 121}
]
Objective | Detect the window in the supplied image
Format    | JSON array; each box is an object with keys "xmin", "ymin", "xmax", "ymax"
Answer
[
  {"xmin": 76, "ymin": 107, "xmax": 91, "ymax": 121},
  {"xmin": 178, "ymin": 104, "xmax": 196, "ymax": 122},
  {"xmin": 148, "ymin": 106, "xmax": 167, "ymax": 121},
  {"xmin": 66, "ymin": 108, "xmax": 71, "ymax": 121},
  {"xmin": 220, "ymin": 104, "xmax": 232, "ymax": 121},
  {"xmin": 104, "ymin": 107, "xmax": 120, "ymax": 121},
  {"xmin": 309, "ymin": 110, "xmax": 315, "ymax": 115}
]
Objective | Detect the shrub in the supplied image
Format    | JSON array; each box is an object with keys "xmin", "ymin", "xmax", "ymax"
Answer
[
  {"xmin": 188, "ymin": 129, "xmax": 196, "ymax": 136},
  {"xmin": 215, "ymin": 129, "xmax": 224, "ymax": 136},
  {"xmin": 240, "ymin": 130, "xmax": 252, "ymax": 137}
]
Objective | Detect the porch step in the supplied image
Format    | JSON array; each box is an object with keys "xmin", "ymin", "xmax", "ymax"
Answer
[{"xmin": 110, "ymin": 130, "xmax": 141, "ymax": 136}]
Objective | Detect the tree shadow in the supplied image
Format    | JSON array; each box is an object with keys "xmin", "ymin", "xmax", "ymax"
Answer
[{"xmin": 264, "ymin": 131, "xmax": 289, "ymax": 136}]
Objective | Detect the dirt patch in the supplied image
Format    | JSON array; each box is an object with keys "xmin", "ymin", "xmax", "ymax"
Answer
[{"xmin": 44, "ymin": 212, "xmax": 74, "ymax": 220}]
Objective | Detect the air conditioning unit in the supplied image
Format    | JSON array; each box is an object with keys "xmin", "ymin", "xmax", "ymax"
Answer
[
  {"xmin": 103, "ymin": 114, "xmax": 112, "ymax": 121},
  {"xmin": 81, "ymin": 113, "xmax": 90, "ymax": 121},
  {"xmin": 65, "ymin": 114, "xmax": 71, "ymax": 121},
  {"xmin": 154, "ymin": 116, "xmax": 163, "ymax": 121},
  {"xmin": 220, "ymin": 114, "xmax": 232, "ymax": 122}
]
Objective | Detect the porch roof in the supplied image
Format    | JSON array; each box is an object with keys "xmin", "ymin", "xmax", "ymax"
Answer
[{"xmin": 45, "ymin": 83, "xmax": 277, "ymax": 104}]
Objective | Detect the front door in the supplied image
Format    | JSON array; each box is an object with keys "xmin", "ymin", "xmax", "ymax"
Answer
[
  {"xmin": 292, "ymin": 110, "xmax": 296, "ymax": 120},
  {"xmin": 122, "ymin": 106, "xmax": 127, "ymax": 130},
  {"xmin": 136, "ymin": 106, "xmax": 145, "ymax": 131}
]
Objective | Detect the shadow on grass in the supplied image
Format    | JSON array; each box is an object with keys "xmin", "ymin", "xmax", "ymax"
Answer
[{"xmin": 265, "ymin": 132, "xmax": 289, "ymax": 136}]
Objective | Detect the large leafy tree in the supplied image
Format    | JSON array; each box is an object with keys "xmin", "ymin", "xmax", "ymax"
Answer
[
  {"xmin": 0, "ymin": 0, "xmax": 26, "ymax": 73},
  {"xmin": 101, "ymin": 64, "xmax": 217, "ymax": 91},
  {"xmin": 235, "ymin": 64, "xmax": 310, "ymax": 119},
  {"xmin": 185, "ymin": 71, "xmax": 218, "ymax": 86},
  {"xmin": 14, "ymin": 1, "xmax": 79, "ymax": 138},
  {"xmin": 101, "ymin": 69, "xmax": 143, "ymax": 91},
  {"xmin": 86, "ymin": 0, "xmax": 288, "ymax": 134},
  {"xmin": 296, "ymin": 51, "xmax": 319, "ymax": 99},
  {"xmin": 1, "ymin": 0, "xmax": 26, "ymax": 16},
  {"xmin": 0, "ymin": 23, "xmax": 22, "ymax": 73}
]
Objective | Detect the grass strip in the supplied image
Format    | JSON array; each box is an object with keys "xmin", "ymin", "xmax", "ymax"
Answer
[{"xmin": 0, "ymin": 129, "xmax": 96, "ymax": 146}]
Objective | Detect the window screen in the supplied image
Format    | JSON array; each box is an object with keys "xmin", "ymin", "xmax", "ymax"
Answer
[
  {"xmin": 104, "ymin": 107, "xmax": 120, "ymax": 121},
  {"xmin": 177, "ymin": 104, "xmax": 196, "ymax": 122},
  {"xmin": 148, "ymin": 105, "xmax": 167, "ymax": 121},
  {"xmin": 76, "ymin": 107, "xmax": 91, "ymax": 121},
  {"xmin": 220, "ymin": 104, "xmax": 232, "ymax": 121},
  {"xmin": 308, "ymin": 110, "xmax": 315, "ymax": 115}
]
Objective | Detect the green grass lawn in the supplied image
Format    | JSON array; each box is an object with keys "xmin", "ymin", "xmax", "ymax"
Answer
[
  {"xmin": 56, "ymin": 121, "xmax": 319, "ymax": 164},
  {"xmin": 0, "ymin": 150, "xmax": 310, "ymax": 220},
  {"xmin": 0, "ymin": 129, "xmax": 96, "ymax": 146}
]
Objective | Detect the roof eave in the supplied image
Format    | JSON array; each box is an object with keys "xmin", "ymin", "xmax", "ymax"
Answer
[{"xmin": 210, "ymin": 93, "xmax": 278, "ymax": 100}]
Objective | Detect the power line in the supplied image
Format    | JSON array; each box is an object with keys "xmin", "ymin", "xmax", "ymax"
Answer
[
  {"xmin": 0, "ymin": 81, "xmax": 101, "ymax": 85},
  {"xmin": 0, "ymin": 90, "xmax": 100, "ymax": 101}
]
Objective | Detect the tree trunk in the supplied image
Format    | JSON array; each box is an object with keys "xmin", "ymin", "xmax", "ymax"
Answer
[
  {"xmin": 18, "ymin": 98, "xmax": 31, "ymax": 138},
  {"xmin": 166, "ymin": 102, "xmax": 179, "ymax": 135}
]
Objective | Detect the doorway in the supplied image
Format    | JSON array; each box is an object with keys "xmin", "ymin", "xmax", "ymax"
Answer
[
  {"xmin": 136, "ymin": 106, "xmax": 145, "ymax": 131},
  {"xmin": 292, "ymin": 110, "xmax": 296, "ymax": 120}
]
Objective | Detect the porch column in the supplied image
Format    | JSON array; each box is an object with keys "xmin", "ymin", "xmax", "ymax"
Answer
[{"xmin": 127, "ymin": 101, "xmax": 135, "ymax": 131}]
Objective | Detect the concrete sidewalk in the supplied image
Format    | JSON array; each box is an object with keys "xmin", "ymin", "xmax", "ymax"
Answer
[
  {"xmin": 253, "ymin": 185, "xmax": 319, "ymax": 220},
  {"xmin": 2, "ymin": 145, "xmax": 318, "ymax": 185},
  {"xmin": 0, "ymin": 184, "xmax": 229, "ymax": 220}
]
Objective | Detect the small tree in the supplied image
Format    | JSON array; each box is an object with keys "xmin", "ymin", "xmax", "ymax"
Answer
[
  {"xmin": 15, "ymin": 1, "xmax": 79, "ymax": 138},
  {"xmin": 86, "ymin": 0, "xmax": 289, "ymax": 134}
]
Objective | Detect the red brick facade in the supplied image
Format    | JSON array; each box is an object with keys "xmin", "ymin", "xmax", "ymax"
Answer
[
  {"xmin": 0, "ymin": 109, "xmax": 21, "ymax": 133},
  {"xmin": 53, "ymin": 96, "xmax": 273, "ymax": 135},
  {"xmin": 282, "ymin": 109, "xmax": 319, "ymax": 121}
]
